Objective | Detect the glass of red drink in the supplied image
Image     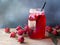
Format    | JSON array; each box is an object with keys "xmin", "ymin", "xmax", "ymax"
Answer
[{"xmin": 28, "ymin": 9, "xmax": 46, "ymax": 39}]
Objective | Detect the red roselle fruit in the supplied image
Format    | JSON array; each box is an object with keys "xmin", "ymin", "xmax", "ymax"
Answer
[
  {"xmin": 35, "ymin": 14, "xmax": 38, "ymax": 20},
  {"xmin": 55, "ymin": 25, "xmax": 60, "ymax": 30},
  {"xmin": 52, "ymin": 30, "xmax": 58, "ymax": 36},
  {"xmin": 24, "ymin": 25, "xmax": 30, "ymax": 34},
  {"xmin": 29, "ymin": 14, "xmax": 36, "ymax": 21},
  {"xmin": 45, "ymin": 26, "xmax": 53, "ymax": 33},
  {"xmin": 18, "ymin": 36, "xmax": 24, "ymax": 43},
  {"xmin": 5, "ymin": 27, "xmax": 10, "ymax": 33},
  {"xmin": 10, "ymin": 32, "xmax": 16, "ymax": 38},
  {"xmin": 17, "ymin": 29, "xmax": 24, "ymax": 35},
  {"xmin": 16, "ymin": 25, "xmax": 22, "ymax": 31}
]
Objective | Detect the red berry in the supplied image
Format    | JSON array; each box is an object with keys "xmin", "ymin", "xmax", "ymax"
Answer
[
  {"xmin": 10, "ymin": 32, "xmax": 16, "ymax": 38},
  {"xmin": 17, "ymin": 29, "xmax": 24, "ymax": 35},
  {"xmin": 52, "ymin": 30, "xmax": 58, "ymax": 36},
  {"xmin": 16, "ymin": 25, "xmax": 22, "ymax": 31},
  {"xmin": 29, "ymin": 15, "xmax": 36, "ymax": 21},
  {"xmin": 45, "ymin": 26, "xmax": 53, "ymax": 32},
  {"xmin": 18, "ymin": 36, "xmax": 24, "ymax": 43},
  {"xmin": 35, "ymin": 14, "xmax": 38, "ymax": 20},
  {"xmin": 55, "ymin": 25, "xmax": 60, "ymax": 30},
  {"xmin": 5, "ymin": 27, "xmax": 10, "ymax": 33},
  {"xmin": 24, "ymin": 25, "xmax": 30, "ymax": 34}
]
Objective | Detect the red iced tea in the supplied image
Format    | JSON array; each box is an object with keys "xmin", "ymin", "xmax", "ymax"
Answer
[{"xmin": 28, "ymin": 9, "xmax": 46, "ymax": 39}]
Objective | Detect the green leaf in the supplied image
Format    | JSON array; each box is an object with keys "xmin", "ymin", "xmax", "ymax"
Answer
[{"xmin": 51, "ymin": 37, "xmax": 58, "ymax": 45}]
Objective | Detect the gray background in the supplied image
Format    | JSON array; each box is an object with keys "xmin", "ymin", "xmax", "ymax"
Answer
[{"xmin": 0, "ymin": 0, "xmax": 60, "ymax": 28}]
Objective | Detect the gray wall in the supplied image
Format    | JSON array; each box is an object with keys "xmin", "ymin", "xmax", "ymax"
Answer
[{"xmin": 0, "ymin": 0, "xmax": 60, "ymax": 28}]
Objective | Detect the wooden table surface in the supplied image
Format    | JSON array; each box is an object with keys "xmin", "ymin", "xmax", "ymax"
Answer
[{"xmin": 0, "ymin": 28, "xmax": 60, "ymax": 45}]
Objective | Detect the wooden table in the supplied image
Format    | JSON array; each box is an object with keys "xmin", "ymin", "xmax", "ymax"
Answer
[{"xmin": 0, "ymin": 28, "xmax": 60, "ymax": 45}]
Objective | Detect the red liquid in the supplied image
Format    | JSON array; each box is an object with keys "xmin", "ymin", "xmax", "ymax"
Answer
[
  {"xmin": 29, "ymin": 12, "xmax": 46, "ymax": 39},
  {"xmin": 36, "ymin": 15, "xmax": 46, "ymax": 39}
]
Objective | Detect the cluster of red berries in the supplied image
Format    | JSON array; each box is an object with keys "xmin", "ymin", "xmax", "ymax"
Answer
[
  {"xmin": 4, "ymin": 25, "xmax": 60, "ymax": 43},
  {"xmin": 45, "ymin": 25, "xmax": 60, "ymax": 36},
  {"xmin": 4, "ymin": 25, "xmax": 30, "ymax": 43}
]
